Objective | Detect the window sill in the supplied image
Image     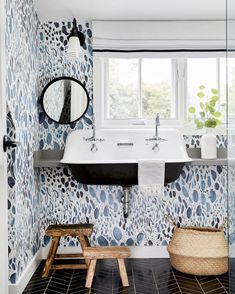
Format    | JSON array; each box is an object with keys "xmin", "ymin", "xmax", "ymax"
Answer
[{"xmin": 97, "ymin": 123, "xmax": 226, "ymax": 136}]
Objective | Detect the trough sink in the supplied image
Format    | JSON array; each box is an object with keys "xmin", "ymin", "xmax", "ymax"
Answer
[{"xmin": 61, "ymin": 129, "xmax": 192, "ymax": 185}]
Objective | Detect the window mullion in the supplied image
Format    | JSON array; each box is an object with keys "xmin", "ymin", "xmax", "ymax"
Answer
[
  {"xmin": 104, "ymin": 58, "xmax": 109, "ymax": 119},
  {"xmin": 172, "ymin": 59, "xmax": 177, "ymax": 119},
  {"xmin": 139, "ymin": 58, "xmax": 142, "ymax": 119},
  {"xmin": 217, "ymin": 58, "xmax": 221, "ymax": 112},
  {"xmin": 176, "ymin": 58, "xmax": 186, "ymax": 123},
  {"xmin": 182, "ymin": 59, "xmax": 187, "ymax": 122}
]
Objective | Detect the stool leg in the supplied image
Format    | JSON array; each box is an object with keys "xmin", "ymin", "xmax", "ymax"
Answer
[
  {"xmin": 84, "ymin": 236, "xmax": 91, "ymax": 247},
  {"xmin": 85, "ymin": 259, "xmax": 97, "ymax": 288},
  {"xmin": 42, "ymin": 236, "xmax": 60, "ymax": 278},
  {"xmin": 117, "ymin": 259, "xmax": 129, "ymax": 287},
  {"xmin": 79, "ymin": 235, "xmax": 91, "ymax": 267}
]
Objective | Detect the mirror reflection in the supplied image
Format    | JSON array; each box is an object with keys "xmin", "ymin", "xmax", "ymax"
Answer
[{"xmin": 42, "ymin": 78, "xmax": 89, "ymax": 124}]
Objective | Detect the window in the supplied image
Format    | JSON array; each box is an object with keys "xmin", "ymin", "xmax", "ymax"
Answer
[
  {"xmin": 107, "ymin": 58, "xmax": 175, "ymax": 120},
  {"xmin": 187, "ymin": 58, "xmax": 226, "ymax": 119},
  {"xmin": 94, "ymin": 55, "xmax": 227, "ymax": 130}
]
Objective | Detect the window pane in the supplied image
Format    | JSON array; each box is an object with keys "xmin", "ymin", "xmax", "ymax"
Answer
[
  {"xmin": 107, "ymin": 59, "xmax": 139, "ymax": 119},
  {"xmin": 142, "ymin": 59, "xmax": 174, "ymax": 119},
  {"xmin": 187, "ymin": 58, "xmax": 218, "ymax": 111},
  {"xmin": 219, "ymin": 58, "xmax": 227, "ymax": 119},
  {"xmin": 227, "ymin": 58, "xmax": 235, "ymax": 119}
]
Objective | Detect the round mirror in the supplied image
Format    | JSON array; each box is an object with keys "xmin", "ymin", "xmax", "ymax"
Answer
[{"xmin": 41, "ymin": 77, "xmax": 89, "ymax": 124}]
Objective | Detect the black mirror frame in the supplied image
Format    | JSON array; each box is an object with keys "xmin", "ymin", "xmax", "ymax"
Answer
[{"xmin": 40, "ymin": 76, "xmax": 90, "ymax": 125}]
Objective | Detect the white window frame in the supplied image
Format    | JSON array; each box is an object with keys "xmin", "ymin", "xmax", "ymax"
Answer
[{"xmin": 94, "ymin": 53, "xmax": 226, "ymax": 135}]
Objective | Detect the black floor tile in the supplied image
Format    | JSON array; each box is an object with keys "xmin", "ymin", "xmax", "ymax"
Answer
[
  {"xmin": 22, "ymin": 259, "xmax": 231, "ymax": 294},
  {"xmin": 157, "ymin": 287, "xmax": 181, "ymax": 294}
]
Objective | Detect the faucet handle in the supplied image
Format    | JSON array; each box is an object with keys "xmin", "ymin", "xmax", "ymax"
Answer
[
  {"xmin": 83, "ymin": 136, "xmax": 105, "ymax": 142},
  {"xmin": 83, "ymin": 136, "xmax": 93, "ymax": 142},
  {"xmin": 145, "ymin": 137, "xmax": 157, "ymax": 142},
  {"xmin": 158, "ymin": 137, "xmax": 167, "ymax": 142},
  {"xmin": 145, "ymin": 136, "xmax": 157, "ymax": 146},
  {"xmin": 96, "ymin": 138, "xmax": 105, "ymax": 142},
  {"xmin": 145, "ymin": 136, "xmax": 167, "ymax": 142}
]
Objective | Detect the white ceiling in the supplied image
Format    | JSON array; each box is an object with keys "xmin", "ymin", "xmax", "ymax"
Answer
[{"xmin": 34, "ymin": 0, "xmax": 226, "ymax": 22}]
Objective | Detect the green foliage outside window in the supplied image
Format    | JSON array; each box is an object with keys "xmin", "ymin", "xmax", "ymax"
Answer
[{"xmin": 188, "ymin": 85, "xmax": 222, "ymax": 129}]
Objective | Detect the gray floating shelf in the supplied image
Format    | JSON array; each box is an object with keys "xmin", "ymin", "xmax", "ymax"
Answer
[
  {"xmin": 186, "ymin": 148, "xmax": 227, "ymax": 166},
  {"xmin": 34, "ymin": 150, "xmax": 64, "ymax": 168},
  {"xmin": 33, "ymin": 148, "xmax": 227, "ymax": 168}
]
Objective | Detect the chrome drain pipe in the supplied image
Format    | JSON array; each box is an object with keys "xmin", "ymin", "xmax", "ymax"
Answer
[{"xmin": 122, "ymin": 186, "xmax": 131, "ymax": 218}]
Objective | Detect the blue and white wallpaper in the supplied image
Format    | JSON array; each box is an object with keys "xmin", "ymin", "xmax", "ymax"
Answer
[
  {"xmin": 38, "ymin": 21, "xmax": 93, "ymax": 150},
  {"xmin": 6, "ymin": 0, "xmax": 40, "ymax": 284},
  {"xmin": 40, "ymin": 164, "xmax": 227, "ymax": 248},
  {"xmin": 38, "ymin": 22, "xmax": 228, "ymax": 250},
  {"xmin": 5, "ymin": 9, "xmax": 229, "ymax": 284}
]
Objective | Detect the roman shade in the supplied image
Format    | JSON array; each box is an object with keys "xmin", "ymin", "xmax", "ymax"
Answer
[{"xmin": 92, "ymin": 20, "xmax": 226, "ymax": 53}]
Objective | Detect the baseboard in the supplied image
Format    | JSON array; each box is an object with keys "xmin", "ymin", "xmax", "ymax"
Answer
[
  {"xmin": 130, "ymin": 246, "xmax": 169, "ymax": 258},
  {"xmin": 8, "ymin": 249, "xmax": 42, "ymax": 294},
  {"xmin": 41, "ymin": 244, "xmax": 169, "ymax": 259}
]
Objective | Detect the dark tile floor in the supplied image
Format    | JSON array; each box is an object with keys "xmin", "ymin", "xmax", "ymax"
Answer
[{"xmin": 23, "ymin": 259, "xmax": 230, "ymax": 294}]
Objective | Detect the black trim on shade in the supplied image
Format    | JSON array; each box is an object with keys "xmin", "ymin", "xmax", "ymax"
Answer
[
  {"xmin": 39, "ymin": 76, "xmax": 90, "ymax": 125},
  {"xmin": 68, "ymin": 18, "xmax": 85, "ymax": 46},
  {"xmin": 93, "ymin": 49, "xmax": 226, "ymax": 53}
]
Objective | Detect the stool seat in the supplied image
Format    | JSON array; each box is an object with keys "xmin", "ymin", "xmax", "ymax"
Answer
[
  {"xmin": 45, "ymin": 224, "xmax": 93, "ymax": 237},
  {"xmin": 42, "ymin": 224, "xmax": 93, "ymax": 278},
  {"xmin": 84, "ymin": 246, "xmax": 131, "ymax": 259},
  {"xmin": 84, "ymin": 246, "xmax": 131, "ymax": 288}
]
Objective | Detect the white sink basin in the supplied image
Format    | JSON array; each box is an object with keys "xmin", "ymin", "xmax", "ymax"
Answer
[
  {"xmin": 62, "ymin": 128, "xmax": 191, "ymax": 164},
  {"xmin": 61, "ymin": 128, "xmax": 191, "ymax": 185}
]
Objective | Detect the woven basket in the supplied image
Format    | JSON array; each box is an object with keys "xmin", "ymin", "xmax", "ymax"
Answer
[{"xmin": 167, "ymin": 227, "xmax": 228, "ymax": 276}]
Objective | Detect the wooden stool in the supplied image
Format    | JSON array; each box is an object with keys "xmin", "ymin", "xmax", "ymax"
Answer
[
  {"xmin": 42, "ymin": 224, "xmax": 93, "ymax": 278},
  {"xmin": 83, "ymin": 246, "xmax": 131, "ymax": 288}
]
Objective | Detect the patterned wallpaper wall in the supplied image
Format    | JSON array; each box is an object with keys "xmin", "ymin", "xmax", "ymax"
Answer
[
  {"xmin": 38, "ymin": 21, "xmax": 93, "ymax": 150},
  {"xmin": 6, "ymin": 0, "xmax": 40, "ymax": 284},
  {"xmin": 38, "ymin": 22, "xmax": 228, "ymax": 249},
  {"xmin": 40, "ymin": 164, "xmax": 227, "ymax": 248}
]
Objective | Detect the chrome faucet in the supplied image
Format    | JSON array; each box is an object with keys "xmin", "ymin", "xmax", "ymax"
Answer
[
  {"xmin": 155, "ymin": 113, "xmax": 160, "ymax": 138},
  {"xmin": 83, "ymin": 114, "xmax": 104, "ymax": 152},
  {"xmin": 145, "ymin": 113, "xmax": 167, "ymax": 151}
]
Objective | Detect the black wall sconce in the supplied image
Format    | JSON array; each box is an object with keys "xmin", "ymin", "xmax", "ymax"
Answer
[{"xmin": 67, "ymin": 18, "xmax": 85, "ymax": 59}]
